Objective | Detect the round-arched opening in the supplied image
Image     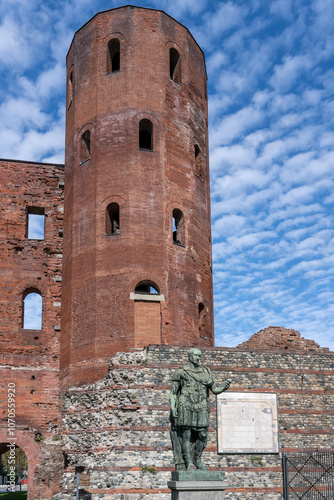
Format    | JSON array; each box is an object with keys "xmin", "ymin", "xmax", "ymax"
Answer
[
  {"xmin": 80, "ymin": 130, "xmax": 91, "ymax": 163},
  {"xmin": 67, "ymin": 70, "xmax": 73, "ymax": 108},
  {"xmin": 198, "ymin": 302, "xmax": 206, "ymax": 337},
  {"xmin": 194, "ymin": 144, "xmax": 203, "ymax": 180},
  {"xmin": 134, "ymin": 280, "xmax": 160, "ymax": 295},
  {"xmin": 107, "ymin": 38, "xmax": 120, "ymax": 73},
  {"xmin": 105, "ymin": 202, "xmax": 120, "ymax": 235},
  {"xmin": 172, "ymin": 208, "xmax": 185, "ymax": 246},
  {"xmin": 170, "ymin": 48, "xmax": 181, "ymax": 83},
  {"xmin": 22, "ymin": 290, "xmax": 42, "ymax": 330},
  {"xmin": 139, "ymin": 119, "xmax": 153, "ymax": 150},
  {"xmin": 0, "ymin": 444, "xmax": 28, "ymax": 493}
]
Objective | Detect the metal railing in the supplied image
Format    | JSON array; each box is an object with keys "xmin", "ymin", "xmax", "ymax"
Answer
[{"xmin": 282, "ymin": 450, "xmax": 334, "ymax": 499}]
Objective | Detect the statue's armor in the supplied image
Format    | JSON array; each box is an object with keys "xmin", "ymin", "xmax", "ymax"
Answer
[{"xmin": 172, "ymin": 365, "xmax": 213, "ymax": 428}]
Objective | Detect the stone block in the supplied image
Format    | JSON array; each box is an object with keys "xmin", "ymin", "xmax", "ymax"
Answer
[{"xmin": 167, "ymin": 479, "xmax": 228, "ymax": 500}]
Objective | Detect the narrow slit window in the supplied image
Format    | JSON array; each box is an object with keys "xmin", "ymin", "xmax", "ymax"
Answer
[
  {"xmin": 172, "ymin": 208, "xmax": 184, "ymax": 246},
  {"xmin": 194, "ymin": 144, "xmax": 203, "ymax": 180},
  {"xmin": 80, "ymin": 131, "xmax": 90, "ymax": 163},
  {"xmin": 139, "ymin": 119, "xmax": 153, "ymax": 150},
  {"xmin": 23, "ymin": 291, "xmax": 42, "ymax": 330},
  {"xmin": 135, "ymin": 281, "xmax": 159, "ymax": 295},
  {"xmin": 199, "ymin": 302, "xmax": 206, "ymax": 337},
  {"xmin": 107, "ymin": 39, "xmax": 120, "ymax": 73},
  {"xmin": 67, "ymin": 70, "xmax": 73, "ymax": 107},
  {"xmin": 106, "ymin": 203, "xmax": 120, "ymax": 235},
  {"xmin": 170, "ymin": 48, "xmax": 181, "ymax": 83},
  {"xmin": 27, "ymin": 207, "xmax": 45, "ymax": 240}
]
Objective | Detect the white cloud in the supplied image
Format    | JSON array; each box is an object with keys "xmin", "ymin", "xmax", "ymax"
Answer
[
  {"xmin": 210, "ymin": 105, "xmax": 263, "ymax": 147},
  {"xmin": 206, "ymin": 51, "xmax": 229, "ymax": 74},
  {"xmin": 204, "ymin": 2, "xmax": 248, "ymax": 36},
  {"xmin": 23, "ymin": 292, "xmax": 42, "ymax": 330},
  {"xmin": 19, "ymin": 63, "xmax": 65, "ymax": 99},
  {"xmin": 0, "ymin": 16, "xmax": 32, "ymax": 67},
  {"xmin": 0, "ymin": 98, "xmax": 49, "ymax": 130},
  {"xmin": 27, "ymin": 213, "xmax": 45, "ymax": 239},
  {"xmin": 270, "ymin": 55, "xmax": 313, "ymax": 91},
  {"xmin": 270, "ymin": 0, "xmax": 293, "ymax": 19},
  {"xmin": 0, "ymin": 0, "xmax": 333, "ymax": 351}
]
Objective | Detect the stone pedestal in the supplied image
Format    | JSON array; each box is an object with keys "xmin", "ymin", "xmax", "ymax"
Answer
[{"xmin": 167, "ymin": 471, "xmax": 228, "ymax": 500}]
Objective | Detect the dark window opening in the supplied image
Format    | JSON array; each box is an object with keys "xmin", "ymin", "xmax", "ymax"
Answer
[
  {"xmin": 170, "ymin": 48, "xmax": 181, "ymax": 83},
  {"xmin": 23, "ymin": 290, "xmax": 42, "ymax": 330},
  {"xmin": 194, "ymin": 144, "xmax": 203, "ymax": 180},
  {"xmin": 27, "ymin": 207, "xmax": 45, "ymax": 240},
  {"xmin": 199, "ymin": 302, "xmax": 206, "ymax": 338},
  {"xmin": 67, "ymin": 70, "xmax": 73, "ymax": 107},
  {"xmin": 135, "ymin": 281, "xmax": 160, "ymax": 295},
  {"xmin": 172, "ymin": 208, "xmax": 184, "ymax": 246},
  {"xmin": 105, "ymin": 203, "xmax": 120, "ymax": 235},
  {"xmin": 80, "ymin": 130, "xmax": 90, "ymax": 163},
  {"xmin": 107, "ymin": 39, "xmax": 120, "ymax": 73},
  {"xmin": 139, "ymin": 119, "xmax": 153, "ymax": 150}
]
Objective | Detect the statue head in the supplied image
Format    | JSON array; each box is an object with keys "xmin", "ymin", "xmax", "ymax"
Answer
[{"xmin": 188, "ymin": 348, "xmax": 202, "ymax": 366}]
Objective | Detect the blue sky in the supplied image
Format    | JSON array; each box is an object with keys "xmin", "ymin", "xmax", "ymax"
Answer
[{"xmin": 1, "ymin": 0, "xmax": 334, "ymax": 349}]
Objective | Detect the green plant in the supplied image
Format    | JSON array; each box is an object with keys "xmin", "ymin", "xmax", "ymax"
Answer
[
  {"xmin": 34, "ymin": 431, "xmax": 44, "ymax": 443},
  {"xmin": 141, "ymin": 466, "xmax": 156, "ymax": 474},
  {"xmin": 251, "ymin": 456, "xmax": 263, "ymax": 466}
]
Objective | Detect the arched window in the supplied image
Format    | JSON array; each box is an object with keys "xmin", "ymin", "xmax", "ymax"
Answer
[
  {"xmin": 105, "ymin": 203, "xmax": 120, "ymax": 235},
  {"xmin": 107, "ymin": 38, "xmax": 120, "ymax": 73},
  {"xmin": 80, "ymin": 131, "xmax": 90, "ymax": 163},
  {"xmin": 170, "ymin": 48, "xmax": 181, "ymax": 83},
  {"xmin": 172, "ymin": 208, "xmax": 185, "ymax": 246},
  {"xmin": 0, "ymin": 446, "xmax": 27, "ymax": 484},
  {"xmin": 194, "ymin": 144, "xmax": 203, "ymax": 180},
  {"xmin": 67, "ymin": 70, "xmax": 73, "ymax": 108},
  {"xmin": 199, "ymin": 302, "xmax": 206, "ymax": 337},
  {"xmin": 139, "ymin": 119, "xmax": 153, "ymax": 150},
  {"xmin": 23, "ymin": 291, "xmax": 42, "ymax": 330},
  {"xmin": 135, "ymin": 281, "xmax": 160, "ymax": 295}
]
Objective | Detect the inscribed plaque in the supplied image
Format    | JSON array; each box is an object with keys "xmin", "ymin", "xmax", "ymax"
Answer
[
  {"xmin": 216, "ymin": 392, "xmax": 279, "ymax": 454},
  {"xmin": 79, "ymin": 473, "xmax": 90, "ymax": 487}
]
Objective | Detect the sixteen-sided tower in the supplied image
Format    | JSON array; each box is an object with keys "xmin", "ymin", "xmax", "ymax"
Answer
[{"xmin": 61, "ymin": 6, "xmax": 213, "ymax": 387}]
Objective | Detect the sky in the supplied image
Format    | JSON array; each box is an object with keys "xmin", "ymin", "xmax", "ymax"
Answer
[{"xmin": 1, "ymin": 0, "xmax": 334, "ymax": 349}]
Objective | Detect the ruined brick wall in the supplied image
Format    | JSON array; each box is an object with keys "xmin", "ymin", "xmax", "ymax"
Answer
[
  {"xmin": 237, "ymin": 326, "xmax": 331, "ymax": 352},
  {"xmin": 0, "ymin": 159, "xmax": 65, "ymax": 499},
  {"xmin": 59, "ymin": 343, "xmax": 334, "ymax": 500},
  {"xmin": 61, "ymin": 6, "xmax": 214, "ymax": 389}
]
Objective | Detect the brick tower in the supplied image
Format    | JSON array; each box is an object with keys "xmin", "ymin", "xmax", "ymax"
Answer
[{"xmin": 61, "ymin": 6, "xmax": 213, "ymax": 387}]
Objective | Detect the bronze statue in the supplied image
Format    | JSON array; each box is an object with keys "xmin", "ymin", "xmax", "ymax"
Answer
[{"xmin": 170, "ymin": 348, "xmax": 231, "ymax": 470}]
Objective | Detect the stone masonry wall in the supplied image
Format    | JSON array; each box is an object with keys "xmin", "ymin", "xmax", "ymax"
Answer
[{"xmin": 58, "ymin": 344, "xmax": 334, "ymax": 500}]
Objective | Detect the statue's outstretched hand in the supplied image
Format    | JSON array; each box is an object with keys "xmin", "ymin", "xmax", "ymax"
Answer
[
  {"xmin": 224, "ymin": 379, "xmax": 232, "ymax": 390},
  {"xmin": 210, "ymin": 378, "xmax": 232, "ymax": 395}
]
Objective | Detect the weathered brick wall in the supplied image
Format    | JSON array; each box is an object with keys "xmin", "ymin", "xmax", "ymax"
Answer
[
  {"xmin": 0, "ymin": 159, "xmax": 65, "ymax": 499},
  {"xmin": 58, "ymin": 343, "xmax": 334, "ymax": 500},
  {"xmin": 61, "ymin": 6, "xmax": 214, "ymax": 389},
  {"xmin": 237, "ymin": 326, "xmax": 331, "ymax": 352}
]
